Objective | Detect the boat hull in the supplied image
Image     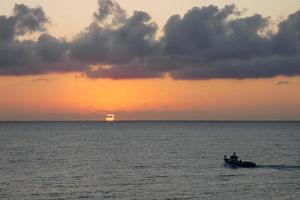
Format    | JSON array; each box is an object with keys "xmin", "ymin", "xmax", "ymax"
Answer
[{"xmin": 224, "ymin": 158, "xmax": 256, "ymax": 168}]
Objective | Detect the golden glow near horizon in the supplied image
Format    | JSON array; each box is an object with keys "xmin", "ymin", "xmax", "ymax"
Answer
[{"xmin": 0, "ymin": 73, "xmax": 300, "ymax": 120}]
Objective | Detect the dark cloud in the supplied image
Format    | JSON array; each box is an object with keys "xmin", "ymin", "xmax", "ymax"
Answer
[
  {"xmin": 71, "ymin": 11, "xmax": 158, "ymax": 63},
  {"xmin": 94, "ymin": 0, "xmax": 127, "ymax": 24},
  {"xmin": 0, "ymin": 16, "xmax": 15, "ymax": 41},
  {"xmin": 0, "ymin": 4, "xmax": 85, "ymax": 75},
  {"xmin": 0, "ymin": 4, "xmax": 49, "ymax": 41},
  {"xmin": 13, "ymin": 4, "xmax": 49, "ymax": 35},
  {"xmin": 272, "ymin": 10, "xmax": 300, "ymax": 55},
  {"xmin": 163, "ymin": 5, "xmax": 300, "ymax": 79},
  {"xmin": 0, "ymin": 33, "xmax": 83, "ymax": 75},
  {"xmin": 0, "ymin": 2, "xmax": 300, "ymax": 79},
  {"xmin": 35, "ymin": 34, "xmax": 68, "ymax": 62},
  {"xmin": 71, "ymin": 2, "xmax": 160, "ymax": 78}
]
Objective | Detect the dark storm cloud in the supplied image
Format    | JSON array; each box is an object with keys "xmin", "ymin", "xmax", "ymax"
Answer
[
  {"xmin": 94, "ymin": 0, "xmax": 127, "ymax": 24},
  {"xmin": 0, "ymin": 4, "xmax": 86, "ymax": 75},
  {"xmin": 272, "ymin": 10, "xmax": 300, "ymax": 55},
  {"xmin": 171, "ymin": 55, "xmax": 300, "ymax": 79},
  {"xmin": 70, "ymin": 1, "xmax": 160, "ymax": 78},
  {"xmin": 71, "ymin": 11, "xmax": 158, "ymax": 64},
  {"xmin": 0, "ymin": 4, "xmax": 49, "ymax": 41},
  {"xmin": 0, "ymin": 32, "xmax": 83, "ymax": 75},
  {"xmin": 35, "ymin": 34, "xmax": 68, "ymax": 62},
  {"xmin": 13, "ymin": 4, "xmax": 49, "ymax": 35},
  {"xmin": 163, "ymin": 5, "xmax": 300, "ymax": 79},
  {"xmin": 71, "ymin": 3, "xmax": 300, "ymax": 79},
  {"xmin": 0, "ymin": 2, "xmax": 300, "ymax": 79}
]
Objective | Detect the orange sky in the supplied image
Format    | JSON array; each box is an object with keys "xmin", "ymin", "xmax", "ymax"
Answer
[{"xmin": 1, "ymin": 74, "xmax": 299, "ymax": 120}]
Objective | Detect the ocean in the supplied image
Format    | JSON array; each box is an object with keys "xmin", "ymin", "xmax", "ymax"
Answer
[{"xmin": 0, "ymin": 121, "xmax": 299, "ymax": 199}]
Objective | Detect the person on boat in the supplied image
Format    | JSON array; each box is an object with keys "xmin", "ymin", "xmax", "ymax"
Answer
[{"xmin": 230, "ymin": 152, "xmax": 238, "ymax": 161}]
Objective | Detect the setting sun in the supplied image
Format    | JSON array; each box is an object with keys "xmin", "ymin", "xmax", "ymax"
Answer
[{"xmin": 105, "ymin": 114, "xmax": 115, "ymax": 122}]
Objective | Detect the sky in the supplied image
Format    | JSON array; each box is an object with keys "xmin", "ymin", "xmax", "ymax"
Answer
[{"xmin": 0, "ymin": 0, "xmax": 300, "ymax": 121}]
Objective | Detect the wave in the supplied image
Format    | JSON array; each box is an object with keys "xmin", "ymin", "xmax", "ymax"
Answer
[{"xmin": 257, "ymin": 165, "xmax": 300, "ymax": 171}]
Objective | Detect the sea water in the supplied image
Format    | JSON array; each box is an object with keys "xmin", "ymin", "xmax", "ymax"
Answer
[{"xmin": 0, "ymin": 121, "xmax": 299, "ymax": 199}]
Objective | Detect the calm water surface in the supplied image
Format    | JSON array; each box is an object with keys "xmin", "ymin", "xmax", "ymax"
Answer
[{"xmin": 0, "ymin": 122, "xmax": 299, "ymax": 199}]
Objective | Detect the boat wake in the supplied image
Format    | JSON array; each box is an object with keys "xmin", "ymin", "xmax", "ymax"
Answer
[{"xmin": 257, "ymin": 165, "xmax": 300, "ymax": 171}]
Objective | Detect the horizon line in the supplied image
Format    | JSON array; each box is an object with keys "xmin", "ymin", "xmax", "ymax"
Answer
[{"xmin": 1, "ymin": 120, "xmax": 300, "ymax": 123}]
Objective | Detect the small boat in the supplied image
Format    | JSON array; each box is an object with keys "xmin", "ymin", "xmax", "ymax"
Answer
[{"xmin": 224, "ymin": 155, "xmax": 256, "ymax": 168}]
